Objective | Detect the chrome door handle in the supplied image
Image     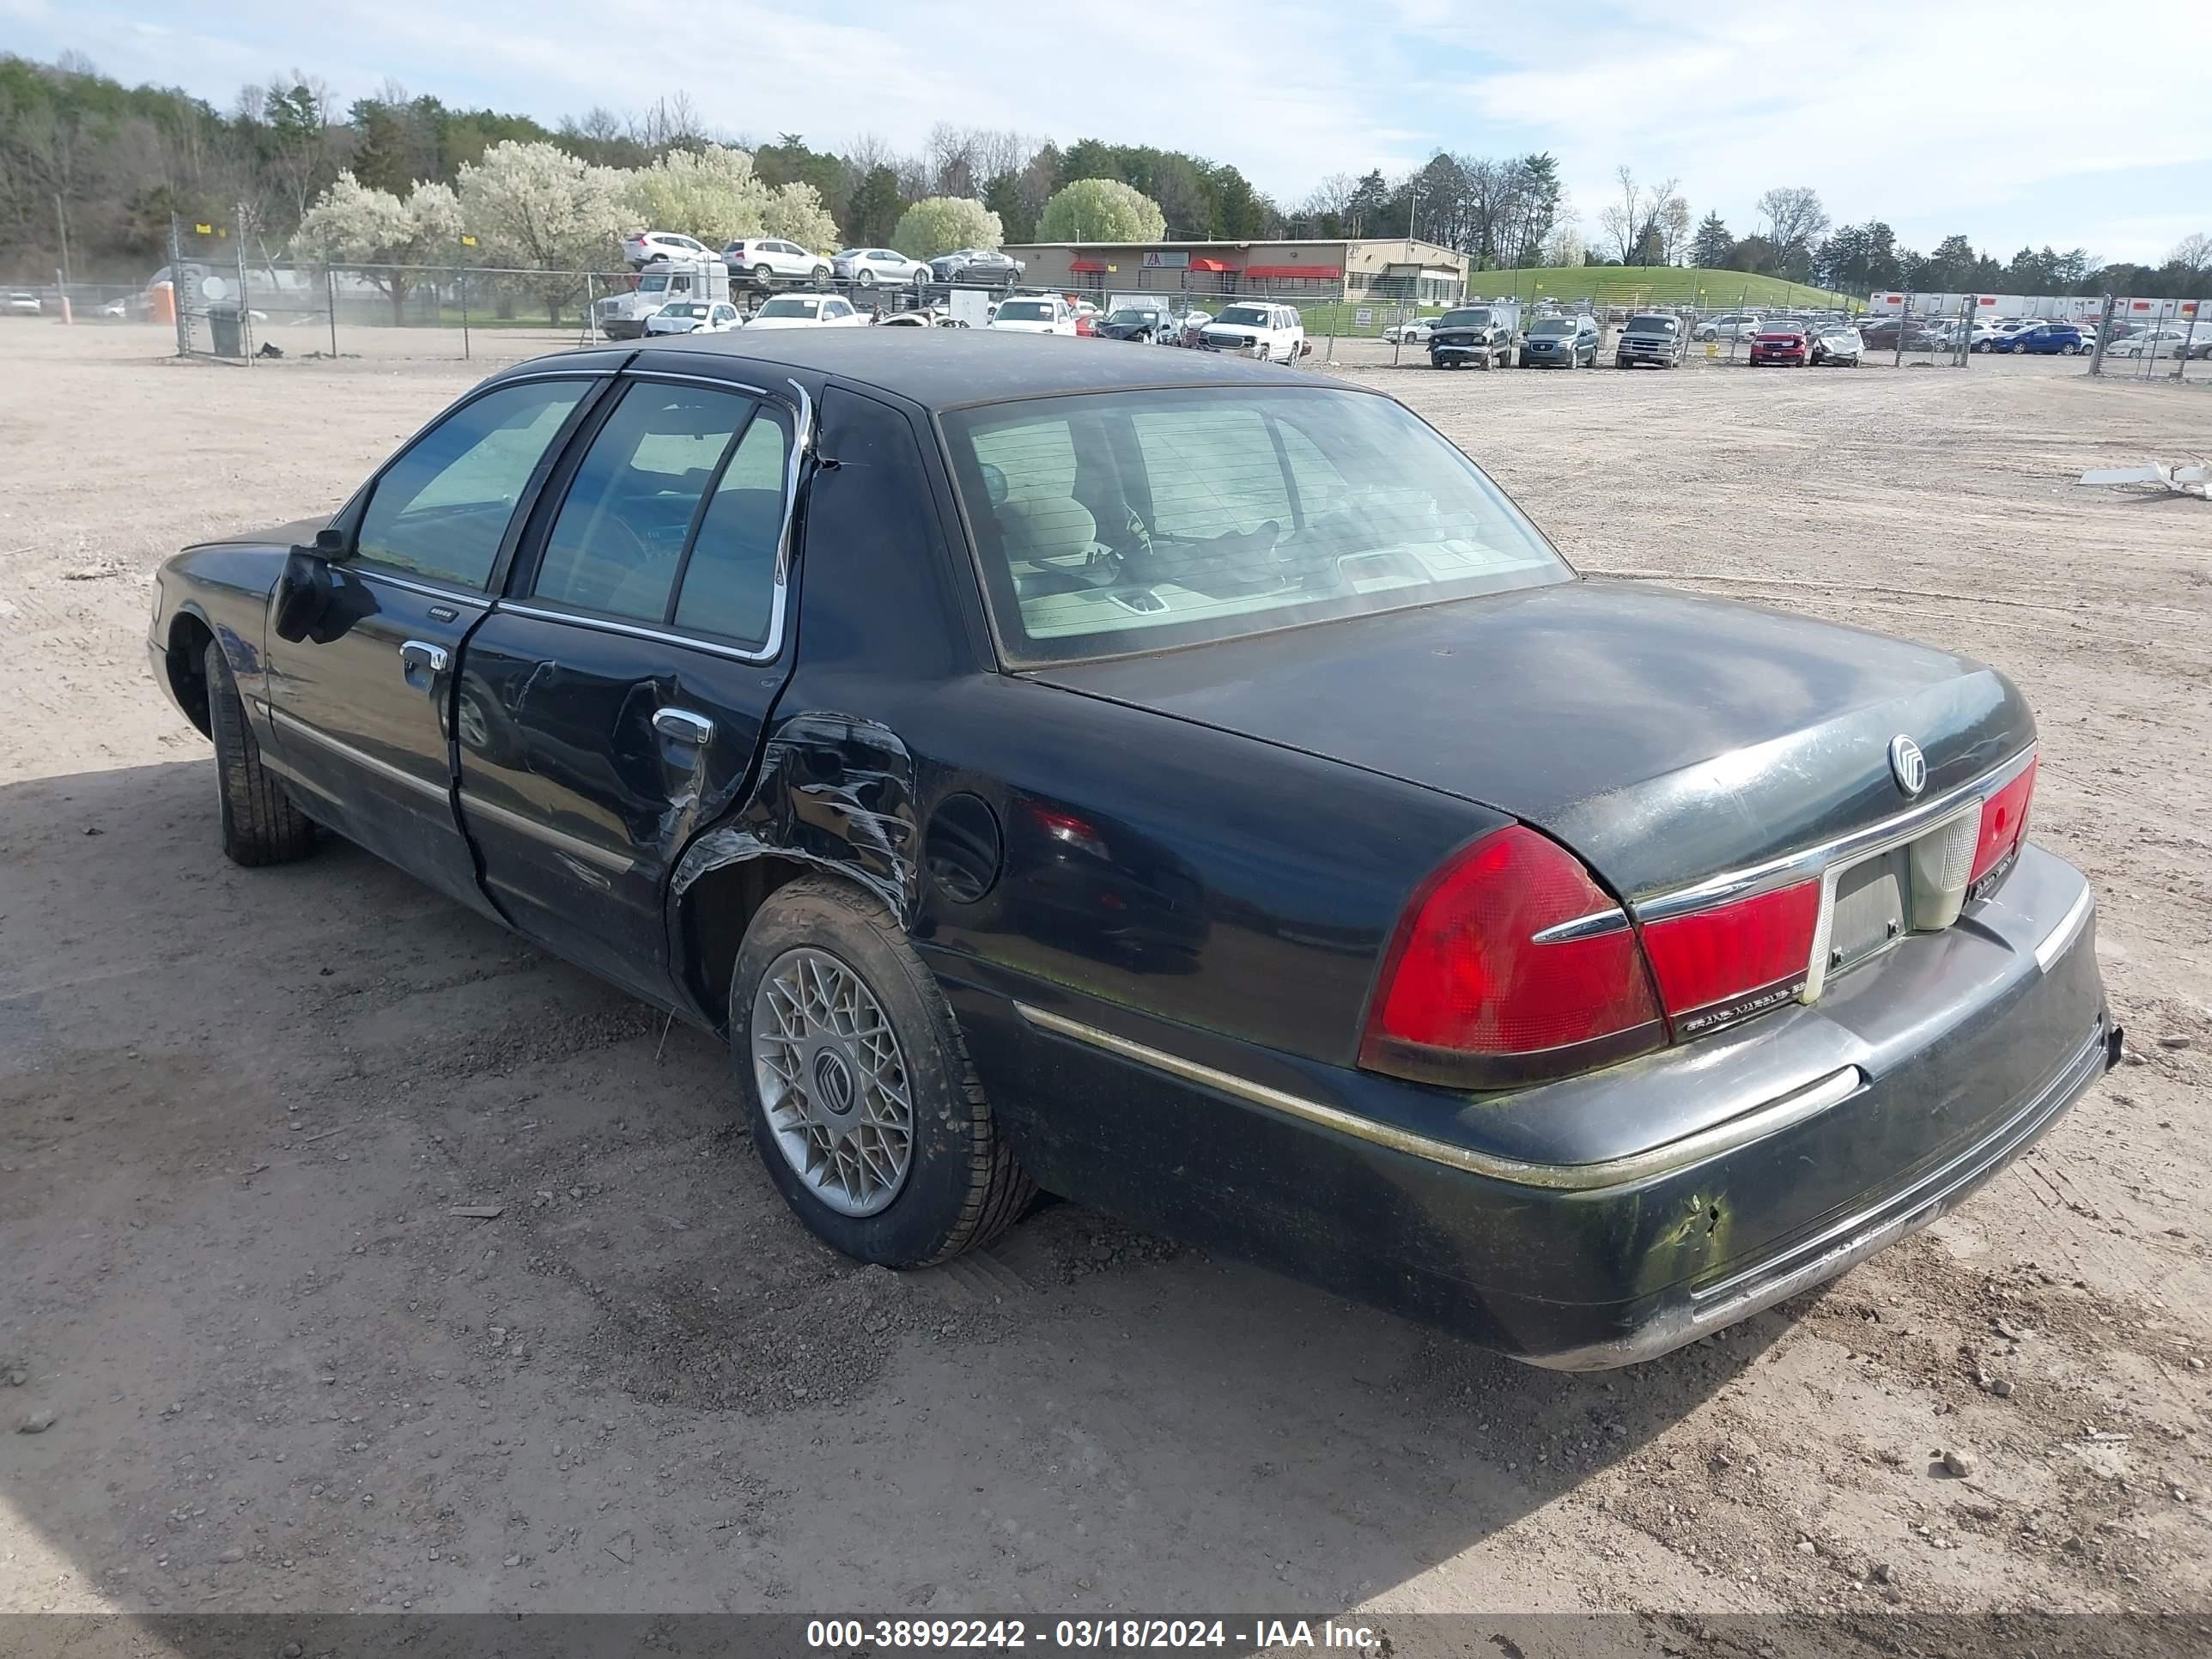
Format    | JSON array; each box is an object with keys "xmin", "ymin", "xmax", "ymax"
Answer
[
  {"xmin": 398, "ymin": 639, "xmax": 448, "ymax": 694},
  {"xmin": 652, "ymin": 708, "xmax": 714, "ymax": 745}
]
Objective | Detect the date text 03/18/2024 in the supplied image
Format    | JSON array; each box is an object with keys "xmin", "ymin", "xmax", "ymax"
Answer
[{"xmin": 805, "ymin": 1619, "xmax": 1382, "ymax": 1650}]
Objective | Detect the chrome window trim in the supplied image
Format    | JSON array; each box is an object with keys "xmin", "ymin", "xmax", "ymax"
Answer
[
  {"xmin": 266, "ymin": 706, "xmax": 449, "ymax": 805},
  {"xmin": 620, "ymin": 368, "xmax": 777, "ymax": 403},
  {"xmin": 1633, "ymin": 744, "xmax": 2037, "ymax": 924},
  {"xmin": 493, "ymin": 602, "xmax": 775, "ymax": 665},
  {"xmin": 353, "ymin": 567, "xmax": 492, "ymax": 606},
  {"xmin": 497, "ymin": 374, "xmax": 811, "ymax": 666},
  {"xmin": 1015, "ymin": 1001, "xmax": 1863, "ymax": 1194}
]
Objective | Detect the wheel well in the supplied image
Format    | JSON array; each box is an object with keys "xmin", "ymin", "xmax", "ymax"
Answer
[
  {"xmin": 166, "ymin": 613, "xmax": 216, "ymax": 737},
  {"xmin": 675, "ymin": 853, "xmax": 820, "ymax": 1031}
]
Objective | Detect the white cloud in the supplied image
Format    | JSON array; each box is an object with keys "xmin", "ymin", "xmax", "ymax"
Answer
[
  {"xmin": 1457, "ymin": 0, "xmax": 2212, "ymax": 258},
  {"xmin": 15, "ymin": 0, "xmax": 2207, "ymax": 261}
]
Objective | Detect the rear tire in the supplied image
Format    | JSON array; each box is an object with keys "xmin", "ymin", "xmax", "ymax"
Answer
[
  {"xmin": 732, "ymin": 877, "xmax": 1035, "ymax": 1268},
  {"xmin": 812, "ymin": 265, "xmax": 831, "ymax": 286},
  {"xmin": 752, "ymin": 264, "xmax": 773, "ymax": 284},
  {"xmin": 204, "ymin": 639, "xmax": 314, "ymax": 867}
]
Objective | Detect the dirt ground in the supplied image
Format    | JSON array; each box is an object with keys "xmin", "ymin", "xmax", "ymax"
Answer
[{"xmin": 2, "ymin": 322, "xmax": 2209, "ymax": 1638}]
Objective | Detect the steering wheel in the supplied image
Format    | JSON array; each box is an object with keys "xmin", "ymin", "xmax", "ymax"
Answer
[{"xmin": 587, "ymin": 511, "xmax": 655, "ymax": 567}]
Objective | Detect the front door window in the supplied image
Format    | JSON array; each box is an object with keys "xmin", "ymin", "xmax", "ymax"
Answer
[{"xmin": 356, "ymin": 380, "xmax": 588, "ymax": 587}]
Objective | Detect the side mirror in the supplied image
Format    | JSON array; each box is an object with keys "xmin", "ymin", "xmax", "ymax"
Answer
[{"xmin": 272, "ymin": 526, "xmax": 345, "ymax": 642}]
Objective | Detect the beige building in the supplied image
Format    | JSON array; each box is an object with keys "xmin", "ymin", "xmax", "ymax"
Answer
[{"xmin": 1001, "ymin": 238, "xmax": 1468, "ymax": 305}]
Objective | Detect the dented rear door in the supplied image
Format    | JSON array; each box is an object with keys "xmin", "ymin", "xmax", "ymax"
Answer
[{"xmin": 453, "ymin": 374, "xmax": 802, "ymax": 1003}]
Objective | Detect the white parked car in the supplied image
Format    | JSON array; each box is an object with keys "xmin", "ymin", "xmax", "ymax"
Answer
[
  {"xmin": 623, "ymin": 230, "xmax": 716, "ymax": 270},
  {"xmin": 743, "ymin": 294, "xmax": 866, "ymax": 330},
  {"xmin": 1695, "ymin": 313, "xmax": 1761, "ymax": 342},
  {"xmin": 1194, "ymin": 301, "xmax": 1307, "ymax": 363},
  {"xmin": 723, "ymin": 239, "xmax": 831, "ymax": 287},
  {"xmin": 2113, "ymin": 326, "xmax": 2195, "ymax": 358},
  {"xmin": 1382, "ymin": 318, "xmax": 1434, "ymax": 345},
  {"xmin": 644, "ymin": 301, "xmax": 742, "ymax": 336},
  {"xmin": 6, "ymin": 290, "xmax": 41, "ymax": 316},
  {"xmin": 987, "ymin": 295, "xmax": 1079, "ymax": 336},
  {"xmin": 831, "ymin": 248, "xmax": 930, "ymax": 288}
]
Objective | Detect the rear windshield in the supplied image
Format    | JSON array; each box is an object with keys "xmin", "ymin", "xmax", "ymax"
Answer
[
  {"xmin": 995, "ymin": 301, "xmax": 1055, "ymax": 321},
  {"xmin": 942, "ymin": 386, "xmax": 1571, "ymax": 665},
  {"xmin": 1626, "ymin": 314, "xmax": 1675, "ymax": 331},
  {"xmin": 1108, "ymin": 308, "xmax": 1160, "ymax": 325},
  {"xmin": 756, "ymin": 297, "xmax": 818, "ymax": 318}
]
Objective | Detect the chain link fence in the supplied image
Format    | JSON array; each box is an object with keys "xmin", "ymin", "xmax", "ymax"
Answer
[{"xmin": 21, "ymin": 240, "xmax": 2205, "ymax": 385}]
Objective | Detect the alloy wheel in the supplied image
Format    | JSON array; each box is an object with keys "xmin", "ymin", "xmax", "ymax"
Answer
[{"xmin": 751, "ymin": 946, "xmax": 915, "ymax": 1218}]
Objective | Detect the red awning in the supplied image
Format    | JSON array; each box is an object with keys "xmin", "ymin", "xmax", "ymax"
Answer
[
  {"xmin": 1068, "ymin": 258, "xmax": 1106, "ymax": 273},
  {"xmin": 1188, "ymin": 256, "xmax": 1237, "ymax": 273},
  {"xmin": 1243, "ymin": 264, "xmax": 1339, "ymax": 279}
]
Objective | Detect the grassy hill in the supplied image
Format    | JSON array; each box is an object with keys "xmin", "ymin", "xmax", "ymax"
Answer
[
  {"xmin": 1297, "ymin": 265, "xmax": 1858, "ymax": 337},
  {"xmin": 1467, "ymin": 265, "xmax": 1856, "ymax": 312}
]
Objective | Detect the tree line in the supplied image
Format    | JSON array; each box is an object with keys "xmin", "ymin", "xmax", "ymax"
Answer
[{"xmin": 4, "ymin": 50, "xmax": 2208, "ymax": 305}]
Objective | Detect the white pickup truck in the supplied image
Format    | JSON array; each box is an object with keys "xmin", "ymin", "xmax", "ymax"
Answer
[{"xmin": 595, "ymin": 258, "xmax": 730, "ymax": 341}]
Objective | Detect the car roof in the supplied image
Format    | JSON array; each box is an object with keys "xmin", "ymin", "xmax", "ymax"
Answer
[{"xmin": 501, "ymin": 330, "xmax": 1341, "ymax": 410}]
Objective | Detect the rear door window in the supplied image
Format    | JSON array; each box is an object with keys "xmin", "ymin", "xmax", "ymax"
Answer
[
  {"xmin": 532, "ymin": 382, "xmax": 753, "ymax": 623},
  {"xmin": 672, "ymin": 412, "xmax": 792, "ymax": 648}
]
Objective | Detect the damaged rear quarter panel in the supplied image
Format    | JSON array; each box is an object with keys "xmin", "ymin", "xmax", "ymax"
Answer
[{"xmin": 671, "ymin": 710, "xmax": 917, "ymax": 921}]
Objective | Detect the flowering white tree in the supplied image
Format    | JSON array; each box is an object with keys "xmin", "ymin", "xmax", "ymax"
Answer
[
  {"xmin": 891, "ymin": 197, "xmax": 1005, "ymax": 261},
  {"xmin": 295, "ymin": 172, "xmax": 463, "ymax": 322},
  {"xmin": 1035, "ymin": 179, "xmax": 1164, "ymax": 244},
  {"xmin": 620, "ymin": 145, "xmax": 841, "ymax": 253},
  {"xmin": 762, "ymin": 182, "xmax": 840, "ymax": 254},
  {"xmin": 457, "ymin": 141, "xmax": 627, "ymax": 324}
]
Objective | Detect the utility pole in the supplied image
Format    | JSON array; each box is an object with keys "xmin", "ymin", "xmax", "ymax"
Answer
[
  {"xmin": 55, "ymin": 193, "xmax": 71, "ymax": 289},
  {"xmin": 1407, "ymin": 171, "xmax": 1422, "ymax": 308}
]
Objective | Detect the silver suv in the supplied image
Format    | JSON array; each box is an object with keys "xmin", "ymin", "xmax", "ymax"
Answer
[{"xmin": 721, "ymin": 239, "xmax": 831, "ymax": 288}]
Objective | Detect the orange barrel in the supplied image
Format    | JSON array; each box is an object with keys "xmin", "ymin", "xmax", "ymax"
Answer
[{"xmin": 150, "ymin": 282, "xmax": 175, "ymax": 325}]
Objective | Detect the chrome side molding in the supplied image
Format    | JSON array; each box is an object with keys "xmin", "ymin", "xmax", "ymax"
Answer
[{"xmin": 1014, "ymin": 1001, "xmax": 1863, "ymax": 1194}]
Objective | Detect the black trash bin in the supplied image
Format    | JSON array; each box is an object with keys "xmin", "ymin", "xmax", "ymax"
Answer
[{"xmin": 207, "ymin": 303, "xmax": 243, "ymax": 358}]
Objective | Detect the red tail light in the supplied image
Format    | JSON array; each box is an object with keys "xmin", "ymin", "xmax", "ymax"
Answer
[
  {"xmin": 1640, "ymin": 880, "xmax": 1822, "ymax": 1030},
  {"xmin": 1359, "ymin": 825, "xmax": 1664, "ymax": 1088},
  {"xmin": 1971, "ymin": 757, "xmax": 2037, "ymax": 884}
]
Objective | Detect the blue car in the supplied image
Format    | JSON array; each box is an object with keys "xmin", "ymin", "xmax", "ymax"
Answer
[{"xmin": 2003, "ymin": 323, "xmax": 2084, "ymax": 356}]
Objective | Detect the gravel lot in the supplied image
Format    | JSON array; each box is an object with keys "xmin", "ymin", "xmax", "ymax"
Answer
[{"xmin": 2, "ymin": 323, "xmax": 2208, "ymax": 1638}]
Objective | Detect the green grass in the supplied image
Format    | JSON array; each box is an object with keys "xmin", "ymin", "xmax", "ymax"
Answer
[
  {"xmin": 1291, "ymin": 267, "xmax": 1858, "ymax": 337},
  {"xmin": 1467, "ymin": 266, "xmax": 1856, "ymax": 313}
]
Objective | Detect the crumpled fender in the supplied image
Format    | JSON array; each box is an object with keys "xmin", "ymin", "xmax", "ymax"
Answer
[{"xmin": 670, "ymin": 711, "xmax": 918, "ymax": 923}]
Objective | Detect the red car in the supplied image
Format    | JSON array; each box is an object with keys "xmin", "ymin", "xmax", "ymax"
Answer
[{"xmin": 1748, "ymin": 323, "xmax": 1811, "ymax": 366}]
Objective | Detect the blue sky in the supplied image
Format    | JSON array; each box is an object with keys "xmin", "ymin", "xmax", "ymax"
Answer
[{"xmin": 7, "ymin": 0, "xmax": 2207, "ymax": 265}]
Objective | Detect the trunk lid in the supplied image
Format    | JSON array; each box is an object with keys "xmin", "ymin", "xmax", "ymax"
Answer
[{"xmin": 1026, "ymin": 580, "xmax": 2033, "ymax": 901}]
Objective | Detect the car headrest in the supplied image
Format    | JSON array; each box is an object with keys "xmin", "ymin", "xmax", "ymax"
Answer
[{"xmin": 995, "ymin": 496, "xmax": 1097, "ymax": 564}]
